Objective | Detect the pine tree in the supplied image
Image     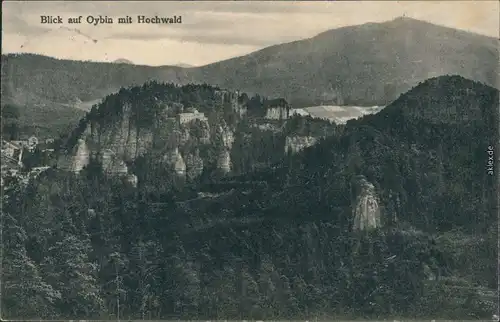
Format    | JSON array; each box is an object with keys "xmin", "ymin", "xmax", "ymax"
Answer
[
  {"xmin": 2, "ymin": 213, "xmax": 61, "ymax": 319},
  {"xmin": 41, "ymin": 234, "xmax": 104, "ymax": 318},
  {"xmin": 127, "ymin": 238, "xmax": 162, "ymax": 319}
]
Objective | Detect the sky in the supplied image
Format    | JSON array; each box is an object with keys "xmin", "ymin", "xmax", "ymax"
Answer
[{"xmin": 2, "ymin": 1, "xmax": 499, "ymax": 67}]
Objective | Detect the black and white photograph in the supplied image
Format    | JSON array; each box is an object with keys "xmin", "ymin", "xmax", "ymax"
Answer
[{"xmin": 1, "ymin": 0, "xmax": 499, "ymax": 320}]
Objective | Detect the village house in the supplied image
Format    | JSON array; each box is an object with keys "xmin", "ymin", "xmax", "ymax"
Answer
[
  {"xmin": 1, "ymin": 140, "xmax": 23, "ymax": 166},
  {"xmin": 11, "ymin": 135, "xmax": 39, "ymax": 151}
]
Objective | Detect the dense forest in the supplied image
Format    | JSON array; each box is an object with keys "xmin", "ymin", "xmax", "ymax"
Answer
[
  {"xmin": 1, "ymin": 75, "xmax": 498, "ymax": 320},
  {"xmin": 1, "ymin": 104, "xmax": 21, "ymax": 140}
]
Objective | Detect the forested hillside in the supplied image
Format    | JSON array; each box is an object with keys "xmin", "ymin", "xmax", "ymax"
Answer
[
  {"xmin": 0, "ymin": 54, "xmax": 187, "ymax": 137},
  {"xmin": 1, "ymin": 75, "xmax": 498, "ymax": 320}
]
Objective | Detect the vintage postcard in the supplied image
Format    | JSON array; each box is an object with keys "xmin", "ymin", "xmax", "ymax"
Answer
[{"xmin": 1, "ymin": 0, "xmax": 499, "ymax": 320}]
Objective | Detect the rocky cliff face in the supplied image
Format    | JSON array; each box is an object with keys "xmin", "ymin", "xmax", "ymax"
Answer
[
  {"xmin": 162, "ymin": 147, "xmax": 186, "ymax": 177},
  {"xmin": 58, "ymin": 84, "xmax": 311, "ymax": 182},
  {"xmin": 126, "ymin": 173, "xmax": 138, "ymax": 187},
  {"xmin": 352, "ymin": 176, "xmax": 382, "ymax": 231},
  {"xmin": 284, "ymin": 136, "xmax": 318, "ymax": 154},
  {"xmin": 217, "ymin": 149, "xmax": 232, "ymax": 174},
  {"xmin": 197, "ymin": 122, "xmax": 211, "ymax": 144},
  {"xmin": 71, "ymin": 139, "xmax": 90, "ymax": 173},
  {"xmin": 60, "ymin": 96, "xmax": 239, "ymax": 181},
  {"xmin": 99, "ymin": 149, "xmax": 128, "ymax": 175},
  {"xmin": 216, "ymin": 122, "xmax": 235, "ymax": 149},
  {"xmin": 185, "ymin": 149, "xmax": 204, "ymax": 180}
]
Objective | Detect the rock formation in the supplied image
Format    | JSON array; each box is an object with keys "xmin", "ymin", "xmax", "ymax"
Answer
[
  {"xmin": 126, "ymin": 174, "xmax": 138, "ymax": 187},
  {"xmin": 352, "ymin": 176, "xmax": 382, "ymax": 231},
  {"xmin": 62, "ymin": 86, "xmax": 297, "ymax": 180},
  {"xmin": 66, "ymin": 99, "xmax": 216, "ymax": 179},
  {"xmin": 217, "ymin": 123, "xmax": 235, "ymax": 150},
  {"xmin": 163, "ymin": 147, "xmax": 186, "ymax": 177},
  {"xmin": 98, "ymin": 149, "xmax": 129, "ymax": 176},
  {"xmin": 174, "ymin": 152, "xmax": 186, "ymax": 176},
  {"xmin": 100, "ymin": 149, "xmax": 115, "ymax": 172},
  {"xmin": 285, "ymin": 136, "xmax": 319, "ymax": 154},
  {"xmin": 198, "ymin": 122, "xmax": 211, "ymax": 144},
  {"xmin": 110, "ymin": 158, "xmax": 128, "ymax": 175},
  {"xmin": 185, "ymin": 149, "xmax": 204, "ymax": 180},
  {"xmin": 217, "ymin": 149, "xmax": 232, "ymax": 174},
  {"xmin": 71, "ymin": 139, "xmax": 90, "ymax": 173},
  {"xmin": 178, "ymin": 127, "xmax": 191, "ymax": 145}
]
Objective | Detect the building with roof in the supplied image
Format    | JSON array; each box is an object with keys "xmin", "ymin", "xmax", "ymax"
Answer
[
  {"xmin": 1, "ymin": 141, "xmax": 23, "ymax": 167},
  {"xmin": 177, "ymin": 108, "xmax": 208, "ymax": 125}
]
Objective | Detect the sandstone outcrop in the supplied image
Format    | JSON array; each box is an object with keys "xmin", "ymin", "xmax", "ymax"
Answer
[
  {"xmin": 185, "ymin": 149, "xmax": 204, "ymax": 180},
  {"xmin": 61, "ymin": 86, "xmax": 302, "ymax": 181},
  {"xmin": 352, "ymin": 176, "xmax": 382, "ymax": 231},
  {"xmin": 71, "ymin": 139, "xmax": 90, "ymax": 173},
  {"xmin": 64, "ymin": 98, "xmax": 237, "ymax": 180},
  {"xmin": 126, "ymin": 174, "xmax": 138, "ymax": 187},
  {"xmin": 217, "ymin": 149, "xmax": 232, "ymax": 174},
  {"xmin": 163, "ymin": 147, "xmax": 186, "ymax": 177},
  {"xmin": 284, "ymin": 136, "xmax": 318, "ymax": 154}
]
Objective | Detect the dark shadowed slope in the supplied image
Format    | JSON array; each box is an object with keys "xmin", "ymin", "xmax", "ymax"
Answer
[
  {"xmin": 282, "ymin": 75, "xmax": 498, "ymax": 232},
  {"xmin": 0, "ymin": 54, "xmax": 189, "ymax": 104},
  {"xmin": 0, "ymin": 54, "xmax": 190, "ymax": 136}
]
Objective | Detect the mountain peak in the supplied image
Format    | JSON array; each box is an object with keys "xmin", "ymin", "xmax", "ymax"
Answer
[
  {"xmin": 113, "ymin": 58, "xmax": 134, "ymax": 64},
  {"xmin": 391, "ymin": 15, "xmax": 420, "ymax": 22},
  {"xmin": 384, "ymin": 16, "xmax": 442, "ymax": 28}
]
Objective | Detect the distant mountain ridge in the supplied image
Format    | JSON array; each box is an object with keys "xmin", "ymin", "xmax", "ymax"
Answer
[
  {"xmin": 195, "ymin": 16, "xmax": 498, "ymax": 106},
  {"xmin": 1, "ymin": 17, "xmax": 498, "ymax": 135},
  {"xmin": 112, "ymin": 58, "xmax": 189, "ymax": 67}
]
